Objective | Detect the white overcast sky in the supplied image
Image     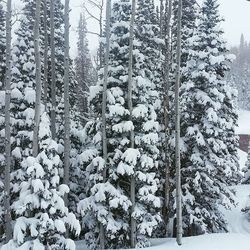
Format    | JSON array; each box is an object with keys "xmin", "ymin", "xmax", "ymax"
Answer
[{"xmin": 13, "ymin": 0, "xmax": 250, "ymax": 57}]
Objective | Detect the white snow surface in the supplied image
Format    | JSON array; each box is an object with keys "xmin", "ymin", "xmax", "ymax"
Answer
[
  {"xmin": 238, "ymin": 149, "xmax": 248, "ymax": 172},
  {"xmin": 75, "ymin": 233, "xmax": 250, "ymax": 250},
  {"xmin": 236, "ymin": 109, "xmax": 250, "ymax": 134}
]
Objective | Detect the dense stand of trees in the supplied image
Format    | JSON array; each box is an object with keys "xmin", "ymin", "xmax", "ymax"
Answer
[{"xmin": 0, "ymin": 0, "xmax": 245, "ymax": 249}]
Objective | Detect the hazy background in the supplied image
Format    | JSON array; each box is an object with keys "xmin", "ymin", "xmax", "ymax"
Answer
[
  {"xmin": 71, "ymin": 0, "xmax": 250, "ymax": 56},
  {"xmin": 13, "ymin": 0, "xmax": 250, "ymax": 57}
]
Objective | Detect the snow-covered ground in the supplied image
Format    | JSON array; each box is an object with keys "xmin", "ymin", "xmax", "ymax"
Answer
[
  {"xmin": 76, "ymin": 233, "xmax": 250, "ymax": 250},
  {"xmin": 75, "ymin": 185, "xmax": 250, "ymax": 250}
]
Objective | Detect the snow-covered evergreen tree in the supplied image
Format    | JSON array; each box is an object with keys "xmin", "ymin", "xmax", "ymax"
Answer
[
  {"xmin": 2, "ymin": 112, "xmax": 80, "ymax": 250},
  {"xmin": 180, "ymin": 0, "xmax": 239, "ymax": 235},
  {"xmin": 75, "ymin": 13, "xmax": 96, "ymax": 123},
  {"xmin": 10, "ymin": 0, "xmax": 37, "ymax": 198},
  {"xmin": 243, "ymin": 142, "xmax": 250, "ymax": 184},
  {"xmin": 78, "ymin": 0, "xmax": 161, "ymax": 248}
]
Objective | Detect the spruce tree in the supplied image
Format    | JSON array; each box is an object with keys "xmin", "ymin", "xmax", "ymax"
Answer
[
  {"xmin": 10, "ymin": 0, "xmax": 36, "ymax": 177},
  {"xmin": 180, "ymin": 0, "xmax": 238, "ymax": 235},
  {"xmin": 78, "ymin": 1, "xmax": 133, "ymax": 248},
  {"xmin": 2, "ymin": 112, "xmax": 80, "ymax": 250},
  {"xmin": 75, "ymin": 13, "xmax": 95, "ymax": 124},
  {"xmin": 243, "ymin": 142, "xmax": 250, "ymax": 184},
  {"xmin": 78, "ymin": 0, "xmax": 162, "ymax": 248}
]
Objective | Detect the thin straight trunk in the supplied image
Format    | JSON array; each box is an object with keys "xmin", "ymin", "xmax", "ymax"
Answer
[
  {"xmin": 50, "ymin": 0, "xmax": 56, "ymax": 139},
  {"xmin": 163, "ymin": 0, "xmax": 172, "ymax": 237},
  {"xmin": 63, "ymin": 0, "xmax": 70, "ymax": 206},
  {"xmin": 33, "ymin": 0, "xmax": 42, "ymax": 157},
  {"xmin": 128, "ymin": 0, "xmax": 136, "ymax": 248},
  {"xmin": 4, "ymin": 0, "xmax": 12, "ymax": 241},
  {"xmin": 175, "ymin": 0, "xmax": 183, "ymax": 246},
  {"xmin": 99, "ymin": 0, "xmax": 111, "ymax": 248},
  {"xmin": 43, "ymin": 0, "xmax": 48, "ymax": 109},
  {"xmin": 99, "ymin": 0, "xmax": 104, "ymax": 68}
]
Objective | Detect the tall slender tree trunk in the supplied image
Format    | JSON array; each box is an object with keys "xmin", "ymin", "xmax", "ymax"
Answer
[
  {"xmin": 4, "ymin": 0, "xmax": 12, "ymax": 241},
  {"xmin": 50, "ymin": 0, "xmax": 56, "ymax": 139},
  {"xmin": 99, "ymin": 0, "xmax": 111, "ymax": 248},
  {"xmin": 33, "ymin": 0, "xmax": 42, "ymax": 157},
  {"xmin": 175, "ymin": 0, "xmax": 183, "ymax": 246},
  {"xmin": 98, "ymin": 0, "xmax": 104, "ymax": 68},
  {"xmin": 63, "ymin": 0, "xmax": 70, "ymax": 206},
  {"xmin": 128, "ymin": 0, "xmax": 136, "ymax": 248},
  {"xmin": 163, "ymin": 0, "xmax": 173, "ymax": 237},
  {"xmin": 43, "ymin": 0, "xmax": 48, "ymax": 109}
]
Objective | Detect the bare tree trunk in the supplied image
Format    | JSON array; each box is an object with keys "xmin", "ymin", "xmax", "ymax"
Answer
[
  {"xmin": 175, "ymin": 0, "xmax": 183, "ymax": 246},
  {"xmin": 43, "ymin": 0, "xmax": 48, "ymax": 110},
  {"xmin": 50, "ymin": 0, "xmax": 56, "ymax": 139},
  {"xmin": 98, "ymin": 0, "xmax": 104, "ymax": 68},
  {"xmin": 33, "ymin": 0, "xmax": 42, "ymax": 157},
  {"xmin": 99, "ymin": 0, "xmax": 111, "ymax": 248},
  {"xmin": 162, "ymin": 0, "xmax": 173, "ymax": 237},
  {"xmin": 4, "ymin": 0, "xmax": 12, "ymax": 241},
  {"xmin": 128, "ymin": 0, "xmax": 136, "ymax": 248},
  {"xmin": 63, "ymin": 0, "xmax": 70, "ymax": 206}
]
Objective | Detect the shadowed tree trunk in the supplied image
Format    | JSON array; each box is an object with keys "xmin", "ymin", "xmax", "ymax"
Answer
[
  {"xmin": 4, "ymin": 0, "xmax": 13, "ymax": 241},
  {"xmin": 162, "ymin": 0, "xmax": 173, "ymax": 237},
  {"xmin": 50, "ymin": 0, "xmax": 56, "ymax": 139},
  {"xmin": 175, "ymin": 0, "xmax": 183, "ymax": 246},
  {"xmin": 33, "ymin": 0, "xmax": 42, "ymax": 157},
  {"xmin": 43, "ymin": 0, "xmax": 48, "ymax": 109},
  {"xmin": 99, "ymin": 0, "xmax": 111, "ymax": 248},
  {"xmin": 128, "ymin": 0, "xmax": 136, "ymax": 248},
  {"xmin": 63, "ymin": 0, "xmax": 70, "ymax": 206}
]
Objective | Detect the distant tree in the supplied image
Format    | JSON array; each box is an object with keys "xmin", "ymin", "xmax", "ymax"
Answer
[
  {"xmin": 75, "ymin": 13, "xmax": 96, "ymax": 124},
  {"xmin": 243, "ymin": 142, "xmax": 250, "ymax": 184},
  {"xmin": 228, "ymin": 34, "xmax": 250, "ymax": 110}
]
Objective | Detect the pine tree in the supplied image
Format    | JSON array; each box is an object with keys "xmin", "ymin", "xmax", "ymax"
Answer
[
  {"xmin": 78, "ymin": 0, "xmax": 162, "ymax": 248},
  {"xmin": 180, "ymin": 0, "xmax": 238, "ymax": 235},
  {"xmin": 78, "ymin": 1, "xmax": 133, "ymax": 248},
  {"xmin": 10, "ymin": 0, "xmax": 36, "ymax": 181},
  {"xmin": 243, "ymin": 142, "xmax": 250, "ymax": 184},
  {"xmin": 2, "ymin": 112, "xmax": 80, "ymax": 250},
  {"xmin": 75, "ymin": 13, "xmax": 95, "ymax": 123}
]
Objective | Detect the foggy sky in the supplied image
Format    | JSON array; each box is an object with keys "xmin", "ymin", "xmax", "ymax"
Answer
[
  {"xmin": 70, "ymin": 0, "xmax": 250, "ymax": 57},
  {"xmin": 13, "ymin": 0, "xmax": 250, "ymax": 57}
]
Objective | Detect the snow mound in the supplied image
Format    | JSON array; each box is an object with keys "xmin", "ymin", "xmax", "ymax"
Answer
[
  {"xmin": 238, "ymin": 149, "xmax": 247, "ymax": 171},
  {"xmin": 237, "ymin": 110, "xmax": 250, "ymax": 135},
  {"xmin": 222, "ymin": 185, "xmax": 250, "ymax": 235}
]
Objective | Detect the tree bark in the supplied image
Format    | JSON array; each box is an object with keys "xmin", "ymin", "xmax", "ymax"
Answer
[
  {"xmin": 33, "ymin": 0, "xmax": 42, "ymax": 157},
  {"xmin": 43, "ymin": 0, "xmax": 48, "ymax": 110},
  {"xmin": 50, "ymin": 0, "xmax": 56, "ymax": 139},
  {"xmin": 175, "ymin": 0, "xmax": 183, "ymax": 246},
  {"xmin": 128, "ymin": 0, "xmax": 136, "ymax": 248},
  {"xmin": 99, "ymin": 0, "xmax": 111, "ymax": 248},
  {"xmin": 162, "ymin": 0, "xmax": 173, "ymax": 237},
  {"xmin": 4, "ymin": 0, "xmax": 13, "ymax": 241},
  {"xmin": 63, "ymin": 0, "xmax": 70, "ymax": 206}
]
